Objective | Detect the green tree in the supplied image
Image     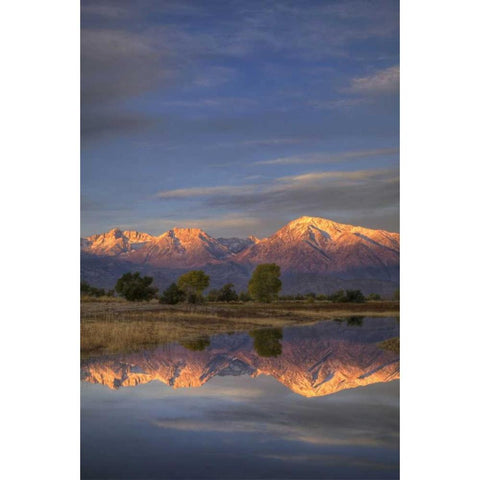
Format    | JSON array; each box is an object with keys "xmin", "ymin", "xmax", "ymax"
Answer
[
  {"xmin": 249, "ymin": 328, "xmax": 283, "ymax": 357},
  {"xmin": 344, "ymin": 290, "xmax": 365, "ymax": 303},
  {"xmin": 367, "ymin": 293, "xmax": 382, "ymax": 301},
  {"xmin": 248, "ymin": 263, "xmax": 282, "ymax": 302},
  {"xmin": 178, "ymin": 270, "xmax": 210, "ymax": 303},
  {"xmin": 316, "ymin": 293, "xmax": 328, "ymax": 301},
  {"xmin": 160, "ymin": 283, "xmax": 185, "ymax": 304},
  {"xmin": 115, "ymin": 272, "xmax": 158, "ymax": 301},
  {"xmin": 217, "ymin": 283, "xmax": 238, "ymax": 302}
]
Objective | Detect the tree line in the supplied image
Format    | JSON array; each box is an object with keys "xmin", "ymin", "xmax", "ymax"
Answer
[
  {"xmin": 81, "ymin": 263, "xmax": 397, "ymax": 303},
  {"xmin": 157, "ymin": 263, "xmax": 282, "ymax": 304}
]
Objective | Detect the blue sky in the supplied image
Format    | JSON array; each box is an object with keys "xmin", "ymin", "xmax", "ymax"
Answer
[{"xmin": 81, "ymin": 0, "xmax": 399, "ymax": 238}]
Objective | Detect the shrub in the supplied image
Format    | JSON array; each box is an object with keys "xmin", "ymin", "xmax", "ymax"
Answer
[
  {"xmin": 305, "ymin": 292, "xmax": 316, "ymax": 303},
  {"xmin": 217, "ymin": 283, "xmax": 238, "ymax": 302},
  {"xmin": 238, "ymin": 291, "xmax": 252, "ymax": 302},
  {"xmin": 344, "ymin": 290, "xmax": 366, "ymax": 303},
  {"xmin": 207, "ymin": 289, "xmax": 220, "ymax": 302},
  {"xmin": 367, "ymin": 293, "xmax": 382, "ymax": 301},
  {"xmin": 81, "ymin": 281, "xmax": 107, "ymax": 298},
  {"xmin": 160, "ymin": 283, "xmax": 186, "ymax": 304},
  {"xmin": 328, "ymin": 290, "xmax": 347, "ymax": 302}
]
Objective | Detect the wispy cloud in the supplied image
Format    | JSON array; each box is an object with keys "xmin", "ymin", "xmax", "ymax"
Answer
[
  {"xmin": 156, "ymin": 168, "xmax": 397, "ymax": 199},
  {"xmin": 161, "ymin": 97, "xmax": 257, "ymax": 110},
  {"xmin": 241, "ymin": 137, "xmax": 308, "ymax": 146},
  {"xmin": 309, "ymin": 97, "xmax": 369, "ymax": 110},
  {"xmin": 154, "ymin": 167, "xmax": 399, "ymax": 233},
  {"xmin": 255, "ymin": 147, "xmax": 399, "ymax": 166},
  {"xmin": 346, "ymin": 65, "xmax": 399, "ymax": 96},
  {"xmin": 156, "ymin": 184, "xmax": 257, "ymax": 199}
]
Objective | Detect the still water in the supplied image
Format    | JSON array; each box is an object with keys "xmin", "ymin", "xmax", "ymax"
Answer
[{"xmin": 81, "ymin": 317, "xmax": 399, "ymax": 479}]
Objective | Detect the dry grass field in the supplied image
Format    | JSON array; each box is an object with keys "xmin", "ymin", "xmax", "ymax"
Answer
[{"xmin": 81, "ymin": 299, "xmax": 399, "ymax": 358}]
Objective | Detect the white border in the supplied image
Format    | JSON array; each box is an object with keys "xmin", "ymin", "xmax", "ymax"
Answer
[
  {"xmin": 401, "ymin": 0, "xmax": 479, "ymax": 478},
  {"xmin": 1, "ymin": 1, "xmax": 80, "ymax": 478}
]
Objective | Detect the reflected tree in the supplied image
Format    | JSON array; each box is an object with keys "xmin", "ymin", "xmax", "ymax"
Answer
[
  {"xmin": 179, "ymin": 336, "xmax": 211, "ymax": 351},
  {"xmin": 346, "ymin": 316, "xmax": 365, "ymax": 327},
  {"xmin": 249, "ymin": 328, "xmax": 283, "ymax": 357}
]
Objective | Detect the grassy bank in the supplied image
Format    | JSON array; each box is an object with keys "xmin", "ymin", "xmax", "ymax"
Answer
[
  {"xmin": 81, "ymin": 298, "xmax": 399, "ymax": 320},
  {"xmin": 81, "ymin": 300, "xmax": 399, "ymax": 358}
]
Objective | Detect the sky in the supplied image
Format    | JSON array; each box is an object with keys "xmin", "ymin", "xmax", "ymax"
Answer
[{"xmin": 81, "ymin": 0, "xmax": 399, "ymax": 238}]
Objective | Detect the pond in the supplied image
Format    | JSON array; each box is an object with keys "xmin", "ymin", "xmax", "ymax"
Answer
[{"xmin": 81, "ymin": 317, "xmax": 399, "ymax": 479}]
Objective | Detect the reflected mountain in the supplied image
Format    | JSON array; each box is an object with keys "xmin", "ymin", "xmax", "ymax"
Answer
[{"xmin": 81, "ymin": 318, "xmax": 399, "ymax": 397}]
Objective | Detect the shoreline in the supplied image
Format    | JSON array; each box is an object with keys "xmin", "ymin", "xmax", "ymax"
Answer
[
  {"xmin": 81, "ymin": 299, "xmax": 399, "ymax": 319},
  {"xmin": 81, "ymin": 300, "xmax": 399, "ymax": 358}
]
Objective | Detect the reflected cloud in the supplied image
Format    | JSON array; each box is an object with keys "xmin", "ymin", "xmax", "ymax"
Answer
[{"xmin": 149, "ymin": 376, "xmax": 399, "ymax": 449}]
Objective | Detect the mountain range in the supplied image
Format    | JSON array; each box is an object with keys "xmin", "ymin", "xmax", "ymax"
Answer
[{"xmin": 81, "ymin": 216, "xmax": 399, "ymax": 295}]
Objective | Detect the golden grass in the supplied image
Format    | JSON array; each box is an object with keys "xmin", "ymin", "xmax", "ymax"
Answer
[
  {"xmin": 81, "ymin": 315, "xmax": 298, "ymax": 358},
  {"xmin": 81, "ymin": 295, "xmax": 127, "ymax": 303}
]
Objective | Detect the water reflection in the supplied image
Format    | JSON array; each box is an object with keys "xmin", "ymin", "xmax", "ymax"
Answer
[
  {"xmin": 82, "ymin": 318, "xmax": 399, "ymax": 479},
  {"xmin": 81, "ymin": 317, "xmax": 399, "ymax": 397}
]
